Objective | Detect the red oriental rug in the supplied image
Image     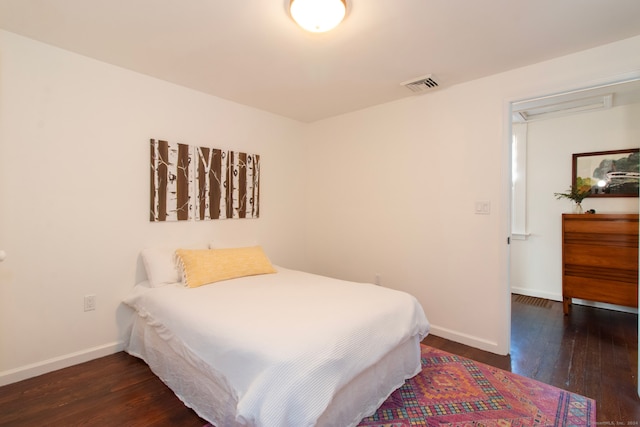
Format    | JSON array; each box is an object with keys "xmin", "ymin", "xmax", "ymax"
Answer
[{"xmin": 358, "ymin": 345, "xmax": 595, "ymax": 426}]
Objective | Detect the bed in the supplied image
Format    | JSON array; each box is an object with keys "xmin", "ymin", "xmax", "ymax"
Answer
[{"xmin": 124, "ymin": 246, "xmax": 430, "ymax": 427}]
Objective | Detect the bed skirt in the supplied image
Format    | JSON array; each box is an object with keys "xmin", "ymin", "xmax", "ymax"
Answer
[{"xmin": 126, "ymin": 313, "xmax": 422, "ymax": 427}]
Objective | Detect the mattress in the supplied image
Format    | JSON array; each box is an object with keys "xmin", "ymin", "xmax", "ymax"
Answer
[{"xmin": 124, "ymin": 267, "xmax": 430, "ymax": 427}]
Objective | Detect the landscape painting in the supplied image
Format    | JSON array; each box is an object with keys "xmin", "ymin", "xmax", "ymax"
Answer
[{"xmin": 572, "ymin": 148, "xmax": 640, "ymax": 197}]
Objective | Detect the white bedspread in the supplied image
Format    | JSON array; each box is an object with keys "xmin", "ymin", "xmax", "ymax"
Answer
[{"xmin": 123, "ymin": 267, "xmax": 430, "ymax": 427}]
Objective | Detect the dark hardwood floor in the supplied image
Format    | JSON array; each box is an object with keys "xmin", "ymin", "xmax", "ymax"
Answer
[
  {"xmin": 1, "ymin": 295, "xmax": 638, "ymax": 426},
  {"xmin": 425, "ymin": 295, "xmax": 640, "ymax": 424}
]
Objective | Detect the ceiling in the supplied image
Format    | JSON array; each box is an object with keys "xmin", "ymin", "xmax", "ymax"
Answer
[{"xmin": 1, "ymin": 0, "xmax": 640, "ymax": 123}]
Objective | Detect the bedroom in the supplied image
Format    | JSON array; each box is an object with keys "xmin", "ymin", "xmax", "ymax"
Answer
[{"xmin": 0, "ymin": 0, "xmax": 640, "ymax": 424}]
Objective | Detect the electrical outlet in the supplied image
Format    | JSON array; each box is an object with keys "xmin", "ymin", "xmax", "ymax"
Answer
[
  {"xmin": 84, "ymin": 295, "xmax": 96, "ymax": 312},
  {"xmin": 375, "ymin": 274, "xmax": 381, "ymax": 286}
]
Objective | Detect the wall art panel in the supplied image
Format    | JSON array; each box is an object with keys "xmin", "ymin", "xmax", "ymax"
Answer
[
  {"xmin": 195, "ymin": 146, "xmax": 224, "ymax": 220},
  {"xmin": 225, "ymin": 151, "xmax": 261, "ymax": 220},
  {"xmin": 150, "ymin": 139, "xmax": 193, "ymax": 221},
  {"xmin": 150, "ymin": 139, "xmax": 260, "ymax": 221}
]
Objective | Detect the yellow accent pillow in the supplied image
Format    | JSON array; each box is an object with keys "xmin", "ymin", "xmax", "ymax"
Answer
[{"xmin": 175, "ymin": 246, "xmax": 277, "ymax": 288}]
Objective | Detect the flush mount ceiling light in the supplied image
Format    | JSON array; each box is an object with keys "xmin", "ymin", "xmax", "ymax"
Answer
[{"xmin": 290, "ymin": 0, "xmax": 347, "ymax": 33}]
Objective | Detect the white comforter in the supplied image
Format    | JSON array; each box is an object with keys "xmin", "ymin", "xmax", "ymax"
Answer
[{"xmin": 123, "ymin": 267, "xmax": 430, "ymax": 427}]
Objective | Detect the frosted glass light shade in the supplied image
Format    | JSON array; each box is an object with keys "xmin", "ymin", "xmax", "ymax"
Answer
[{"xmin": 290, "ymin": 0, "xmax": 346, "ymax": 33}]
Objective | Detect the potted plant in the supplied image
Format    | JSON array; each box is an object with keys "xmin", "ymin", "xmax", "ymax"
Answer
[{"xmin": 554, "ymin": 185, "xmax": 591, "ymax": 213}]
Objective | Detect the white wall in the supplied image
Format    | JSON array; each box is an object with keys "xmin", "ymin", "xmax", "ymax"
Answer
[
  {"xmin": 304, "ymin": 35, "xmax": 640, "ymax": 355},
  {"xmin": 0, "ymin": 30, "xmax": 308, "ymax": 385},
  {"xmin": 511, "ymin": 104, "xmax": 640, "ymax": 302}
]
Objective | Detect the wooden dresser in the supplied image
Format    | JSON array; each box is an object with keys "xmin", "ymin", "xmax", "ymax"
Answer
[{"xmin": 562, "ymin": 213, "xmax": 639, "ymax": 314}]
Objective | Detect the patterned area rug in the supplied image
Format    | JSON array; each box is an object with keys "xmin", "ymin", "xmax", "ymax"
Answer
[{"xmin": 358, "ymin": 345, "xmax": 595, "ymax": 426}]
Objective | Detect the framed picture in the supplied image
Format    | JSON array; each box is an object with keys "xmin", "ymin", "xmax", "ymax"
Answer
[{"xmin": 572, "ymin": 148, "xmax": 639, "ymax": 197}]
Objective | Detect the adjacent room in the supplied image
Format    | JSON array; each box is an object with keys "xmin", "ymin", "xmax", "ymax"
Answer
[{"xmin": 1, "ymin": 1, "xmax": 639, "ymax": 425}]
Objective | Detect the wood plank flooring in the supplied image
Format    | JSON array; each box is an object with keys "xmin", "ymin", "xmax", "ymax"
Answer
[
  {"xmin": 0, "ymin": 295, "xmax": 638, "ymax": 426},
  {"xmin": 425, "ymin": 295, "xmax": 640, "ymax": 424}
]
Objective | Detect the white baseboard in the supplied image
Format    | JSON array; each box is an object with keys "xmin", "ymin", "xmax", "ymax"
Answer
[
  {"xmin": 571, "ymin": 298, "xmax": 638, "ymax": 314},
  {"xmin": 0, "ymin": 341, "xmax": 124, "ymax": 387},
  {"xmin": 428, "ymin": 324, "xmax": 507, "ymax": 355}
]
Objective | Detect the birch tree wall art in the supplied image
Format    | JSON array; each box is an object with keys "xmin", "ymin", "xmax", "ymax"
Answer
[
  {"xmin": 150, "ymin": 139, "xmax": 260, "ymax": 222},
  {"xmin": 150, "ymin": 139, "xmax": 193, "ymax": 221},
  {"xmin": 226, "ymin": 151, "xmax": 260, "ymax": 219},
  {"xmin": 194, "ymin": 146, "xmax": 225, "ymax": 220}
]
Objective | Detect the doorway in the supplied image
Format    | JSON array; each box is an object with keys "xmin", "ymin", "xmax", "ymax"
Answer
[{"xmin": 508, "ymin": 76, "xmax": 640, "ymax": 395}]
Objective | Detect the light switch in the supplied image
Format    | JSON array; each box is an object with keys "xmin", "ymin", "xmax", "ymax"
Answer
[{"xmin": 475, "ymin": 201, "xmax": 491, "ymax": 215}]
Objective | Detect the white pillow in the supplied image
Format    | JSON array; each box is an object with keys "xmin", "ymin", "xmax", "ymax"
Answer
[{"xmin": 140, "ymin": 247, "xmax": 180, "ymax": 287}]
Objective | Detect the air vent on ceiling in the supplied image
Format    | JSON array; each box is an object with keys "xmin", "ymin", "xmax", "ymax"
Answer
[{"xmin": 401, "ymin": 74, "xmax": 439, "ymax": 93}]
